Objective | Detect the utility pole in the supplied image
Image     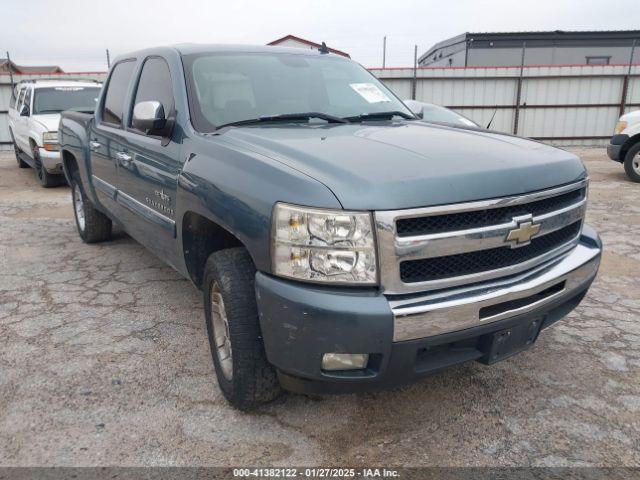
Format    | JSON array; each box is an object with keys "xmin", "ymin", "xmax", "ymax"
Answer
[
  {"xmin": 382, "ymin": 36, "xmax": 387, "ymax": 68},
  {"xmin": 513, "ymin": 41, "xmax": 527, "ymax": 135},
  {"xmin": 412, "ymin": 44, "xmax": 418, "ymax": 100},
  {"xmin": 620, "ymin": 39, "xmax": 637, "ymax": 117},
  {"xmin": 6, "ymin": 51, "xmax": 15, "ymax": 89},
  {"xmin": 106, "ymin": 49, "xmax": 111, "ymax": 69}
]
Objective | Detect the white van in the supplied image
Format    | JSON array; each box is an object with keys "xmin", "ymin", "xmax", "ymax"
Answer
[{"xmin": 8, "ymin": 79, "xmax": 102, "ymax": 187}]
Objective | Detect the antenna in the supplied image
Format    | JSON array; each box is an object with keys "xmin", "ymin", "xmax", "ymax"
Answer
[
  {"xmin": 319, "ymin": 42, "xmax": 330, "ymax": 54},
  {"xmin": 486, "ymin": 106, "xmax": 498, "ymax": 129}
]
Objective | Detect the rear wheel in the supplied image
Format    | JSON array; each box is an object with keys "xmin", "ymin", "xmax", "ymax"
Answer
[
  {"xmin": 203, "ymin": 247, "xmax": 281, "ymax": 409},
  {"xmin": 32, "ymin": 145, "xmax": 57, "ymax": 188},
  {"xmin": 70, "ymin": 172, "xmax": 112, "ymax": 243},
  {"xmin": 623, "ymin": 143, "xmax": 640, "ymax": 183}
]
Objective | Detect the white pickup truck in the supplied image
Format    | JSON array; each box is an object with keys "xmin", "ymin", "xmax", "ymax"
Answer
[
  {"xmin": 607, "ymin": 109, "xmax": 640, "ymax": 182},
  {"xmin": 8, "ymin": 79, "xmax": 102, "ymax": 187}
]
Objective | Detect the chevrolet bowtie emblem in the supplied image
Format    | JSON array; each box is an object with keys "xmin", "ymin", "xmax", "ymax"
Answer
[{"xmin": 506, "ymin": 216, "xmax": 541, "ymax": 247}]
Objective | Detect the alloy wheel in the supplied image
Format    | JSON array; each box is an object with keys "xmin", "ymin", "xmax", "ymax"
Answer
[
  {"xmin": 33, "ymin": 150, "xmax": 45, "ymax": 183},
  {"xmin": 73, "ymin": 184, "xmax": 86, "ymax": 232},
  {"xmin": 210, "ymin": 281, "xmax": 233, "ymax": 380}
]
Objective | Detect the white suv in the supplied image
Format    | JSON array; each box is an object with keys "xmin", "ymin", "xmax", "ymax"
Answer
[
  {"xmin": 8, "ymin": 80, "xmax": 102, "ymax": 187},
  {"xmin": 607, "ymin": 109, "xmax": 640, "ymax": 182}
]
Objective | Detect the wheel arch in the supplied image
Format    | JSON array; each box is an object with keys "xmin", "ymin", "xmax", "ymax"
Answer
[
  {"xmin": 181, "ymin": 211, "xmax": 246, "ymax": 289},
  {"xmin": 61, "ymin": 149, "xmax": 79, "ymax": 185},
  {"xmin": 621, "ymin": 133, "xmax": 640, "ymax": 161}
]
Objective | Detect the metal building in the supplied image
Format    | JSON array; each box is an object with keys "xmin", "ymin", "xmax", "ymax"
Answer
[
  {"xmin": 267, "ymin": 35, "xmax": 350, "ymax": 58},
  {"xmin": 418, "ymin": 30, "xmax": 640, "ymax": 68}
]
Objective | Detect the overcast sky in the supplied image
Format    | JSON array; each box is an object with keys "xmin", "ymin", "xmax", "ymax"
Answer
[{"xmin": 3, "ymin": 0, "xmax": 639, "ymax": 71}]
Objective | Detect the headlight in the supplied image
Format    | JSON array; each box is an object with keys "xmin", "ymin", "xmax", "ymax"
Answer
[
  {"xmin": 272, "ymin": 203, "xmax": 377, "ymax": 285},
  {"xmin": 614, "ymin": 121, "xmax": 628, "ymax": 135},
  {"xmin": 43, "ymin": 131, "xmax": 58, "ymax": 142}
]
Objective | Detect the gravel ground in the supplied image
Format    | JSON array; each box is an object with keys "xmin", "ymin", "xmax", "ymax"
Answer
[{"xmin": 0, "ymin": 148, "xmax": 638, "ymax": 467}]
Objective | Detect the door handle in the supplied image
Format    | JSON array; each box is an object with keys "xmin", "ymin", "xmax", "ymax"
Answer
[
  {"xmin": 89, "ymin": 141, "xmax": 101, "ymax": 150},
  {"xmin": 115, "ymin": 151, "xmax": 132, "ymax": 165}
]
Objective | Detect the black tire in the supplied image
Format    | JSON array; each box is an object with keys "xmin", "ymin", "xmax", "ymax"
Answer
[
  {"xmin": 32, "ymin": 145, "xmax": 58, "ymax": 188},
  {"xmin": 10, "ymin": 132, "xmax": 28, "ymax": 168},
  {"xmin": 623, "ymin": 143, "xmax": 640, "ymax": 183},
  {"xmin": 70, "ymin": 172, "xmax": 112, "ymax": 243},
  {"xmin": 203, "ymin": 247, "xmax": 281, "ymax": 409}
]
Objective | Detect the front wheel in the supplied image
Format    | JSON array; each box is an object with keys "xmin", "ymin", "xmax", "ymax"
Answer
[
  {"xmin": 203, "ymin": 247, "xmax": 281, "ymax": 409},
  {"xmin": 623, "ymin": 143, "xmax": 640, "ymax": 183},
  {"xmin": 71, "ymin": 173, "xmax": 112, "ymax": 243},
  {"xmin": 33, "ymin": 146, "xmax": 57, "ymax": 188}
]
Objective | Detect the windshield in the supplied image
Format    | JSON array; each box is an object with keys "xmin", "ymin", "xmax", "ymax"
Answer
[
  {"xmin": 183, "ymin": 52, "xmax": 413, "ymax": 131},
  {"xmin": 33, "ymin": 86, "xmax": 101, "ymax": 114}
]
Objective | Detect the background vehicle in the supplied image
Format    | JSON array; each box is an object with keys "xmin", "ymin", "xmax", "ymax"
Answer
[
  {"xmin": 403, "ymin": 99, "xmax": 480, "ymax": 128},
  {"xmin": 59, "ymin": 45, "xmax": 601, "ymax": 409},
  {"xmin": 8, "ymin": 79, "xmax": 102, "ymax": 187},
  {"xmin": 607, "ymin": 109, "xmax": 640, "ymax": 182}
]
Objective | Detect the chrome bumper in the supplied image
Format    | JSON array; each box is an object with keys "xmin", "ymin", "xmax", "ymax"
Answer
[
  {"xmin": 390, "ymin": 239, "xmax": 601, "ymax": 342},
  {"xmin": 38, "ymin": 148, "xmax": 62, "ymax": 172}
]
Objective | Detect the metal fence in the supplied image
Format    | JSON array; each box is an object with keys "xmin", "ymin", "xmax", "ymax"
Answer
[
  {"xmin": 2, "ymin": 64, "xmax": 639, "ymax": 150},
  {"xmin": 0, "ymin": 72, "xmax": 107, "ymax": 150},
  {"xmin": 371, "ymin": 64, "xmax": 640, "ymax": 145}
]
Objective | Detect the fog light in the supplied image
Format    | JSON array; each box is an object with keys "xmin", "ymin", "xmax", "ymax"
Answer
[{"xmin": 321, "ymin": 353, "xmax": 369, "ymax": 371}]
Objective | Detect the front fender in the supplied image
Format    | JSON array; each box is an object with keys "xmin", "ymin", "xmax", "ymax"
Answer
[
  {"xmin": 175, "ymin": 136, "xmax": 342, "ymax": 273},
  {"xmin": 28, "ymin": 123, "xmax": 47, "ymax": 148},
  {"xmin": 59, "ymin": 116, "xmax": 99, "ymax": 205}
]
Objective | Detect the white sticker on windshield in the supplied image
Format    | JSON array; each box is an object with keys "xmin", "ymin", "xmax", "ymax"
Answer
[
  {"xmin": 350, "ymin": 83, "xmax": 391, "ymax": 103},
  {"xmin": 55, "ymin": 87, "xmax": 84, "ymax": 91}
]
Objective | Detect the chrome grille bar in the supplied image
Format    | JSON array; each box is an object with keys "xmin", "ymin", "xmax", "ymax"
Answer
[{"xmin": 374, "ymin": 179, "xmax": 588, "ymax": 294}]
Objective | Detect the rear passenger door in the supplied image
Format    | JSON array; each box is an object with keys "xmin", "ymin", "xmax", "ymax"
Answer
[
  {"xmin": 115, "ymin": 56, "xmax": 182, "ymax": 262},
  {"xmin": 89, "ymin": 60, "xmax": 136, "ymax": 213}
]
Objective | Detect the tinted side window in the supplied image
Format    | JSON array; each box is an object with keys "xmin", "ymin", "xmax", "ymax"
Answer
[
  {"xmin": 102, "ymin": 60, "xmax": 136, "ymax": 126},
  {"xmin": 15, "ymin": 87, "xmax": 25, "ymax": 109},
  {"xmin": 23, "ymin": 88, "xmax": 32, "ymax": 112},
  {"xmin": 131, "ymin": 57, "xmax": 174, "ymax": 127}
]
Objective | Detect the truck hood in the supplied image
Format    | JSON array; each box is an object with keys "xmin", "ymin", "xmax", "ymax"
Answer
[
  {"xmin": 31, "ymin": 114, "xmax": 61, "ymax": 132},
  {"xmin": 219, "ymin": 121, "xmax": 586, "ymax": 210}
]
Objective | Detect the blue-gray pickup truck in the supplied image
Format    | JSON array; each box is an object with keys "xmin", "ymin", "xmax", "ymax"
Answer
[{"xmin": 59, "ymin": 44, "xmax": 602, "ymax": 409}]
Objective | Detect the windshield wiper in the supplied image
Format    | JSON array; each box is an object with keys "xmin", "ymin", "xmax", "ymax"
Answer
[
  {"xmin": 343, "ymin": 111, "xmax": 415, "ymax": 122},
  {"xmin": 216, "ymin": 112, "xmax": 348, "ymax": 130}
]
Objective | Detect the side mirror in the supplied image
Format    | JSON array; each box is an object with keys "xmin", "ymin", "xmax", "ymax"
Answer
[
  {"xmin": 20, "ymin": 104, "xmax": 30, "ymax": 117},
  {"xmin": 132, "ymin": 101, "xmax": 167, "ymax": 135}
]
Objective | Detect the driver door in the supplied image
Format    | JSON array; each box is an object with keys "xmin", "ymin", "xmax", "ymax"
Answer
[
  {"xmin": 14, "ymin": 86, "xmax": 31, "ymax": 152},
  {"xmin": 113, "ymin": 56, "xmax": 182, "ymax": 264}
]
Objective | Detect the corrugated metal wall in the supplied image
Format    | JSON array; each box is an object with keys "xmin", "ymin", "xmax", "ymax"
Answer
[
  {"xmin": 0, "ymin": 72, "xmax": 106, "ymax": 150},
  {"xmin": 371, "ymin": 64, "xmax": 640, "ymax": 146},
  {"xmin": 1, "ymin": 65, "xmax": 639, "ymax": 150}
]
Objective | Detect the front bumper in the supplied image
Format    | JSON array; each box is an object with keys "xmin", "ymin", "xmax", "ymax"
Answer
[
  {"xmin": 256, "ymin": 226, "xmax": 601, "ymax": 394},
  {"xmin": 607, "ymin": 134, "xmax": 628, "ymax": 162},
  {"xmin": 38, "ymin": 148, "xmax": 62, "ymax": 172}
]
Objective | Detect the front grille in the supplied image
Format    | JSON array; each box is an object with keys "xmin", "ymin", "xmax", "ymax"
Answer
[
  {"xmin": 396, "ymin": 187, "xmax": 585, "ymax": 237},
  {"xmin": 399, "ymin": 221, "xmax": 581, "ymax": 283}
]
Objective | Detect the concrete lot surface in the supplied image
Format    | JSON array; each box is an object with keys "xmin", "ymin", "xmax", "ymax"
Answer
[{"xmin": 0, "ymin": 148, "xmax": 639, "ymax": 467}]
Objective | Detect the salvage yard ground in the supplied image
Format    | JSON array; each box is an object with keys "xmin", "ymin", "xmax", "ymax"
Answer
[{"xmin": 0, "ymin": 148, "xmax": 639, "ymax": 467}]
